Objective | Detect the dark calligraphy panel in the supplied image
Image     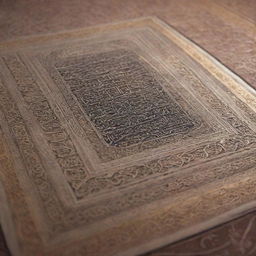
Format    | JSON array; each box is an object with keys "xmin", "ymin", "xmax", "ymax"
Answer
[{"xmin": 57, "ymin": 50, "xmax": 194, "ymax": 147}]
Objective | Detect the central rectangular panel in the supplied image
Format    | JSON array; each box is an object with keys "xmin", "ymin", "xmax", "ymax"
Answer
[{"xmin": 57, "ymin": 50, "xmax": 194, "ymax": 147}]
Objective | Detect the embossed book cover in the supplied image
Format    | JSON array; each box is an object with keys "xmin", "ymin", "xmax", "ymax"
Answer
[{"xmin": 0, "ymin": 17, "xmax": 255, "ymax": 256}]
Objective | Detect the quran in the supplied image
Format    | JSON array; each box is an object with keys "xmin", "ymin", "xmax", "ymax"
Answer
[{"xmin": 0, "ymin": 17, "xmax": 255, "ymax": 256}]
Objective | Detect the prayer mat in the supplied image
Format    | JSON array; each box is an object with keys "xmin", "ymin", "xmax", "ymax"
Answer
[{"xmin": 0, "ymin": 17, "xmax": 256, "ymax": 256}]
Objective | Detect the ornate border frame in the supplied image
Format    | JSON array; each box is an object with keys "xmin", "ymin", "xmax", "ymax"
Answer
[{"xmin": 0, "ymin": 17, "xmax": 256, "ymax": 256}]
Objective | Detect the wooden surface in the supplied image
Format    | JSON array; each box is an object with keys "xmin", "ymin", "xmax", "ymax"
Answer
[{"xmin": 0, "ymin": 1, "xmax": 255, "ymax": 255}]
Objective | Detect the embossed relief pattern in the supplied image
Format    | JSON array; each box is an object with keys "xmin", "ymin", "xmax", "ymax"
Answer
[
  {"xmin": 0, "ymin": 19, "xmax": 256, "ymax": 256},
  {"xmin": 0, "ymin": 46, "xmax": 255, "ymax": 235},
  {"xmin": 75, "ymin": 137, "xmax": 256, "ymax": 199},
  {"xmin": 166, "ymin": 54, "xmax": 254, "ymax": 135},
  {"xmin": 44, "ymin": 46, "xmax": 207, "ymax": 162},
  {"xmin": 0, "ymin": 56, "xmax": 252, "ymax": 238},
  {"xmin": 41, "ymin": 36, "xmax": 256, "ymax": 165},
  {"xmin": 0, "ymin": 76, "xmax": 65, "ymax": 234},
  {"xmin": 2, "ymin": 58, "xmax": 255, "ymax": 237},
  {"xmin": 2, "ymin": 55, "xmax": 89, "ymax": 192},
  {"xmin": 57, "ymin": 49, "xmax": 195, "ymax": 147},
  {"xmin": 1, "ymin": 39, "xmax": 256, "ymax": 206},
  {"xmin": 2, "ymin": 40, "xmax": 256, "ymax": 204},
  {"xmin": 50, "ymin": 41, "xmax": 256, "ymax": 200}
]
